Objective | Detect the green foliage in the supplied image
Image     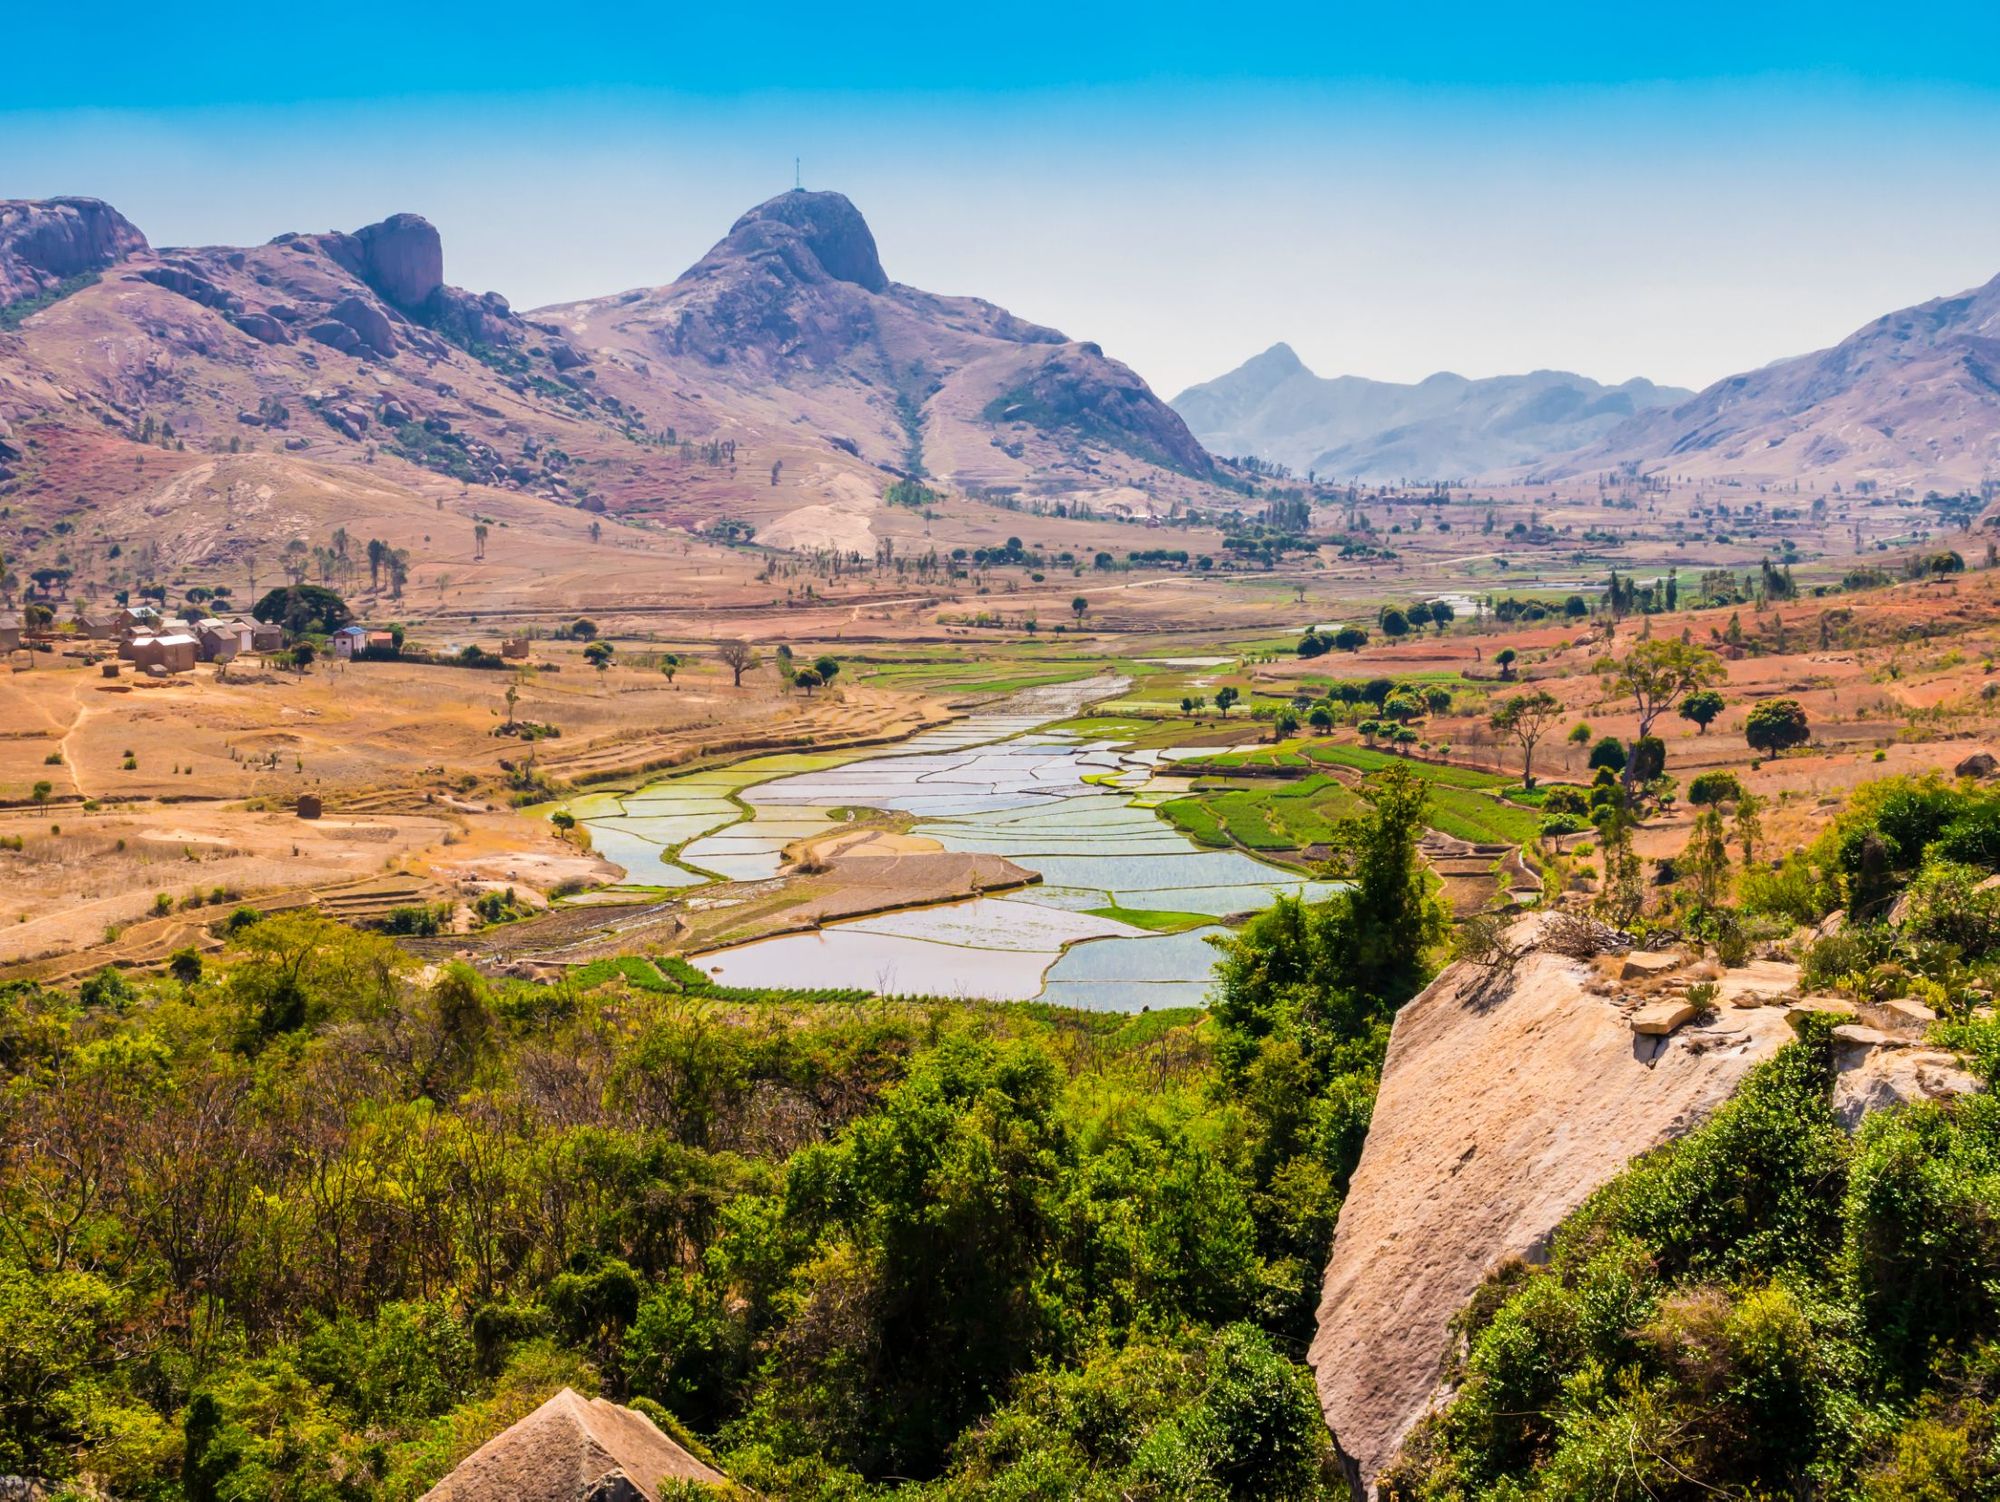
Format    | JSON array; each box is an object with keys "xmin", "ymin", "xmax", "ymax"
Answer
[
  {"xmin": 1746, "ymin": 696, "xmax": 1812, "ymax": 754},
  {"xmin": 251, "ymin": 584, "xmax": 352, "ymax": 636},
  {"xmin": 0, "ymin": 270, "xmax": 101, "ymax": 331}
]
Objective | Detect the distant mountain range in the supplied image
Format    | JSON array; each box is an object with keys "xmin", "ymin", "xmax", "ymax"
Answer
[{"xmin": 1171, "ymin": 344, "xmax": 1688, "ymax": 483}]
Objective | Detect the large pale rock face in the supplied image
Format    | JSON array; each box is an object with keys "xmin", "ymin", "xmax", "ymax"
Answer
[
  {"xmin": 1310, "ymin": 937, "xmax": 1798, "ymax": 1498},
  {"xmin": 318, "ymin": 211, "xmax": 446, "ymax": 311},
  {"xmin": 0, "ymin": 197, "xmax": 148, "ymax": 306},
  {"xmin": 1310, "ymin": 932, "xmax": 1982, "ymax": 1498}
]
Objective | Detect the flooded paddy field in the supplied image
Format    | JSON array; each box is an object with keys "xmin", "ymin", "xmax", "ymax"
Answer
[{"xmin": 562, "ymin": 686, "xmax": 1338, "ymax": 1010}]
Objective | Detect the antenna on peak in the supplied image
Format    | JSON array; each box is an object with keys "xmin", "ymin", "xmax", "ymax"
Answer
[{"xmin": 794, "ymin": 157, "xmax": 802, "ymax": 191}]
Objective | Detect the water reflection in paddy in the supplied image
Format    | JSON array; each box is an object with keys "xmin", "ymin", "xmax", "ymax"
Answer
[{"xmin": 690, "ymin": 718, "xmax": 1343, "ymax": 1010}]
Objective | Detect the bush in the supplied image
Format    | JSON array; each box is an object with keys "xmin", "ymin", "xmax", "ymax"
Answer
[
  {"xmin": 1541, "ymin": 786, "xmax": 1589, "ymax": 817},
  {"xmin": 1688, "ymin": 770, "xmax": 1745, "ymax": 806},
  {"xmin": 1899, "ymin": 859, "xmax": 2000, "ymax": 959}
]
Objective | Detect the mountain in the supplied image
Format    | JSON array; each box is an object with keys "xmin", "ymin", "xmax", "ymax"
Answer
[
  {"xmin": 1550, "ymin": 271, "xmax": 2000, "ymax": 487},
  {"xmin": 0, "ymin": 190, "xmax": 1225, "ymax": 577},
  {"xmin": 1172, "ymin": 343, "xmax": 1688, "ymax": 483},
  {"xmin": 532, "ymin": 190, "xmax": 1217, "ymax": 491}
]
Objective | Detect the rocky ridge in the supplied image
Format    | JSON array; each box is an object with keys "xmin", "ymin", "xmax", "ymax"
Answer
[
  {"xmin": 1311, "ymin": 915, "xmax": 1980, "ymax": 1498},
  {"xmin": 1554, "ymin": 268, "xmax": 2000, "ymax": 488},
  {"xmin": 0, "ymin": 197, "xmax": 149, "ymax": 307}
]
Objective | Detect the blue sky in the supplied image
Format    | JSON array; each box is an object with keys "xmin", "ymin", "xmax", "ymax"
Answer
[{"xmin": 10, "ymin": 3, "xmax": 2000, "ymax": 394}]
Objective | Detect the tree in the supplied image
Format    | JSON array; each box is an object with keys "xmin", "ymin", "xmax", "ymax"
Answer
[
  {"xmin": 1429, "ymin": 599, "xmax": 1456, "ymax": 633},
  {"xmin": 1213, "ymin": 686, "xmax": 1239, "ymax": 717},
  {"xmin": 550, "ymin": 809, "xmax": 577, "ymax": 843},
  {"xmin": 1495, "ymin": 647, "xmax": 1517, "ymax": 680},
  {"xmin": 1687, "ymin": 770, "xmax": 1744, "ymax": 806},
  {"xmin": 1679, "ymin": 688, "xmax": 1726, "ymax": 735},
  {"xmin": 251, "ymin": 585, "xmax": 351, "ymax": 637},
  {"xmin": 716, "ymin": 641, "xmax": 757, "ymax": 687},
  {"xmin": 1071, "ymin": 596, "xmax": 1089, "ymax": 622},
  {"xmin": 813, "ymin": 655, "xmax": 840, "ymax": 685},
  {"xmin": 31, "ymin": 780, "xmax": 52, "ymax": 804},
  {"xmin": 793, "ymin": 667, "xmax": 823, "ymax": 695},
  {"xmin": 1490, "ymin": 690, "xmax": 1563, "ymax": 790},
  {"xmin": 1380, "ymin": 607, "xmax": 1409, "ymax": 640},
  {"xmin": 1601, "ymin": 639, "xmax": 1726, "ymax": 790},
  {"xmin": 1744, "ymin": 698, "xmax": 1809, "ymax": 755},
  {"xmin": 1333, "ymin": 626, "xmax": 1369, "ymax": 653},
  {"xmin": 472, "ymin": 522, "xmax": 488, "ymax": 560},
  {"xmin": 660, "ymin": 653, "xmax": 679, "ymax": 688},
  {"xmin": 290, "ymin": 642, "xmax": 316, "ymax": 674},
  {"xmin": 1734, "ymin": 791, "xmax": 1766, "ymax": 865},
  {"xmin": 1587, "ymin": 736, "xmax": 1627, "ymax": 773},
  {"xmin": 1308, "ymin": 706, "xmax": 1335, "ymax": 732},
  {"xmin": 1687, "ymin": 803, "xmax": 1732, "ymax": 910},
  {"xmin": 570, "ymin": 617, "xmax": 599, "ymax": 642},
  {"xmin": 583, "ymin": 640, "xmax": 613, "ymax": 679}
]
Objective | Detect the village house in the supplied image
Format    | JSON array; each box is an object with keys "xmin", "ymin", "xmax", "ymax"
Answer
[
  {"xmin": 193, "ymin": 619, "xmax": 243, "ymax": 663},
  {"xmin": 331, "ymin": 625, "xmax": 397, "ymax": 659},
  {"xmin": 0, "ymin": 612, "xmax": 21, "ymax": 653},
  {"xmin": 126, "ymin": 633, "xmax": 198, "ymax": 673}
]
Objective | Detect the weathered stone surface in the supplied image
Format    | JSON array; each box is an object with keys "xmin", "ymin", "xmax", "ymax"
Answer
[
  {"xmin": 1789, "ymin": 996, "xmax": 1861, "ymax": 1028},
  {"xmin": 1881, "ymin": 998, "xmax": 1939, "ymax": 1029},
  {"xmin": 1830, "ymin": 1048, "xmax": 1981, "ymax": 1130},
  {"xmin": 0, "ymin": 197, "xmax": 147, "ymax": 307},
  {"xmin": 1309, "ymin": 925, "xmax": 1795, "ymax": 1498},
  {"xmin": 1832, "ymin": 1023, "xmax": 1907, "ymax": 1049},
  {"xmin": 308, "ymin": 320, "xmax": 361, "ymax": 355},
  {"xmin": 418, "ymin": 1387, "xmax": 722, "ymax": 1501},
  {"xmin": 136, "ymin": 262, "xmax": 240, "ymax": 312},
  {"xmin": 330, "ymin": 296, "xmax": 398, "ymax": 357},
  {"xmin": 340, "ymin": 212, "xmax": 444, "ymax": 311},
  {"xmin": 1620, "ymin": 949, "xmax": 1682, "ymax": 981},
  {"xmin": 1957, "ymin": 750, "xmax": 1999, "ymax": 779},
  {"xmin": 1631, "ymin": 999, "xmax": 1698, "ymax": 1035},
  {"xmin": 229, "ymin": 310, "xmax": 293, "ymax": 345},
  {"xmin": 1716, "ymin": 958, "xmax": 1799, "ymax": 1007}
]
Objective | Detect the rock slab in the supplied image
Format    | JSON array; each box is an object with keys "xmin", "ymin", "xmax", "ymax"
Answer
[{"xmin": 1308, "ymin": 935, "xmax": 1796, "ymax": 1498}]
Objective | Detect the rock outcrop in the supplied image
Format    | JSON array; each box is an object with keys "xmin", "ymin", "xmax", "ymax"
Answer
[
  {"xmin": 0, "ymin": 197, "xmax": 148, "ymax": 307},
  {"xmin": 418, "ymin": 1388, "xmax": 723, "ymax": 1501},
  {"xmin": 1309, "ymin": 924, "xmax": 1980, "ymax": 1498}
]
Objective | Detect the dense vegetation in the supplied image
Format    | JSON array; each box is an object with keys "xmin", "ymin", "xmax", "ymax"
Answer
[{"xmin": 0, "ymin": 768, "xmax": 1449, "ymax": 1500}]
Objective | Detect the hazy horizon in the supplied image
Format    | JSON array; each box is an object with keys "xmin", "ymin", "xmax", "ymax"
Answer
[{"xmin": 12, "ymin": 3, "xmax": 2000, "ymax": 400}]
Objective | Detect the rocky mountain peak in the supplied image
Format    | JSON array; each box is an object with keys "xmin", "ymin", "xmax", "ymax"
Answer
[
  {"xmin": 0, "ymin": 196, "xmax": 149, "ymax": 307},
  {"xmin": 308, "ymin": 212, "xmax": 445, "ymax": 313},
  {"xmin": 695, "ymin": 189, "xmax": 889, "ymax": 293}
]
